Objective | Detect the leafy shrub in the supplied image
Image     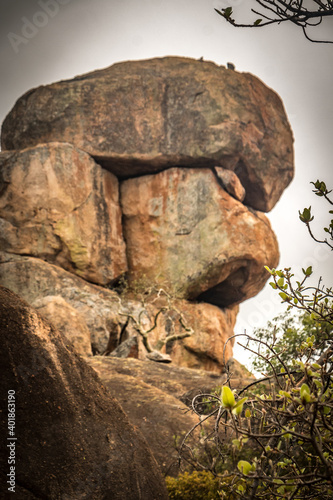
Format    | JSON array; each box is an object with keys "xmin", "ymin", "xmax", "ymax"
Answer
[
  {"xmin": 165, "ymin": 471, "xmax": 221, "ymax": 500},
  {"xmin": 177, "ymin": 180, "xmax": 333, "ymax": 499}
]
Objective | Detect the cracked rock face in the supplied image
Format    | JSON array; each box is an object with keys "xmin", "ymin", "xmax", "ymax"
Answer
[
  {"xmin": 0, "ymin": 142, "xmax": 127, "ymax": 285},
  {"xmin": 121, "ymin": 167, "xmax": 279, "ymax": 307},
  {"xmin": 1, "ymin": 56, "xmax": 294, "ymax": 212}
]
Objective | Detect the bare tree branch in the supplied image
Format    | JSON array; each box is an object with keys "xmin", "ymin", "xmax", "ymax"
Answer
[{"xmin": 215, "ymin": 0, "xmax": 333, "ymax": 43}]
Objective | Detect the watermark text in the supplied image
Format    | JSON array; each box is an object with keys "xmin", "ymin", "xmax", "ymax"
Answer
[
  {"xmin": 8, "ymin": 0, "xmax": 72, "ymax": 54},
  {"xmin": 7, "ymin": 390, "xmax": 16, "ymax": 493}
]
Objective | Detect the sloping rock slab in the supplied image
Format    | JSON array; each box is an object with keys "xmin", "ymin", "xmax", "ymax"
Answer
[
  {"xmin": 0, "ymin": 143, "xmax": 127, "ymax": 285},
  {"xmin": 87, "ymin": 357, "xmax": 200, "ymax": 476},
  {"xmin": 121, "ymin": 167, "xmax": 279, "ymax": 306},
  {"xmin": 86, "ymin": 357, "xmax": 255, "ymax": 473},
  {"xmin": 86, "ymin": 356, "xmax": 227, "ymax": 398},
  {"xmin": 1, "ymin": 56, "xmax": 294, "ymax": 211},
  {"xmin": 0, "ymin": 286, "xmax": 168, "ymax": 499},
  {"xmin": 32, "ymin": 295, "xmax": 93, "ymax": 356}
]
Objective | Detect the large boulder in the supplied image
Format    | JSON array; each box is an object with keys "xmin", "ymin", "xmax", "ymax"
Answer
[
  {"xmin": 0, "ymin": 286, "xmax": 169, "ymax": 499},
  {"xmin": 86, "ymin": 356, "xmax": 228, "ymax": 400},
  {"xmin": 32, "ymin": 295, "xmax": 93, "ymax": 356},
  {"xmin": 0, "ymin": 252, "xmax": 123, "ymax": 355},
  {"xmin": 0, "ymin": 253, "xmax": 236, "ymax": 371},
  {"xmin": 0, "ymin": 142, "xmax": 127, "ymax": 285},
  {"xmin": 1, "ymin": 57, "xmax": 294, "ymax": 212},
  {"xmin": 0, "ymin": 56, "xmax": 294, "ymax": 376},
  {"xmin": 168, "ymin": 301, "xmax": 238, "ymax": 371},
  {"xmin": 121, "ymin": 167, "xmax": 279, "ymax": 307}
]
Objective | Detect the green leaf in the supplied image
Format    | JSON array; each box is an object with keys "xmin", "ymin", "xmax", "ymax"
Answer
[
  {"xmin": 223, "ymin": 6, "xmax": 233, "ymax": 18},
  {"xmin": 237, "ymin": 460, "xmax": 253, "ymax": 475},
  {"xmin": 302, "ymin": 266, "xmax": 313, "ymax": 276},
  {"xmin": 214, "ymin": 8, "xmax": 225, "ymax": 17},
  {"xmin": 279, "ymin": 292, "xmax": 290, "ymax": 301},
  {"xmin": 300, "ymin": 383, "xmax": 311, "ymax": 403},
  {"xmin": 221, "ymin": 386, "xmax": 235, "ymax": 409},
  {"xmin": 232, "ymin": 438, "xmax": 241, "ymax": 449},
  {"xmin": 232, "ymin": 397, "xmax": 248, "ymax": 415},
  {"xmin": 312, "ymin": 179, "xmax": 327, "ymax": 194},
  {"xmin": 254, "ymin": 18, "xmax": 262, "ymax": 25},
  {"xmin": 279, "ymin": 390, "xmax": 291, "ymax": 399},
  {"xmin": 314, "ymin": 379, "xmax": 322, "ymax": 389},
  {"xmin": 299, "ymin": 206, "xmax": 314, "ymax": 223},
  {"xmin": 277, "ymin": 277, "xmax": 285, "ymax": 287}
]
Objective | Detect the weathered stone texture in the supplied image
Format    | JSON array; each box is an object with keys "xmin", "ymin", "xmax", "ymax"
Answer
[
  {"xmin": 32, "ymin": 295, "xmax": 93, "ymax": 356},
  {"xmin": 132, "ymin": 297, "xmax": 238, "ymax": 372},
  {"xmin": 87, "ymin": 358, "xmax": 199, "ymax": 476},
  {"xmin": 214, "ymin": 166, "xmax": 246, "ymax": 202},
  {"xmin": 0, "ymin": 142, "xmax": 127, "ymax": 285},
  {"xmin": 0, "ymin": 253, "xmax": 235, "ymax": 371},
  {"xmin": 0, "ymin": 286, "xmax": 169, "ymax": 500},
  {"xmin": 121, "ymin": 167, "xmax": 279, "ymax": 308},
  {"xmin": 86, "ymin": 356, "xmax": 255, "ymax": 475},
  {"xmin": 0, "ymin": 56, "xmax": 294, "ymax": 374},
  {"xmin": 1, "ymin": 57, "xmax": 294, "ymax": 212},
  {"xmin": 0, "ymin": 253, "xmax": 122, "ymax": 355}
]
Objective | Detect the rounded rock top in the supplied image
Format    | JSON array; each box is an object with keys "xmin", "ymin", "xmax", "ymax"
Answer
[{"xmin": 1, "ymin": 56, "xmax": 294, "ymax": 212}]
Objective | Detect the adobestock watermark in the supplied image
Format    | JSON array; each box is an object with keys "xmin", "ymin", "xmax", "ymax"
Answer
[{"xmin": 7, "ymin": 0, "xmax": 72, "ymax": 54}]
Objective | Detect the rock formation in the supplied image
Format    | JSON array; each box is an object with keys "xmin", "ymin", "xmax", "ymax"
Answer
[
  {"xmin": 0, "ymin": 57, "xmax": 295, "ymax": 496},
  {"xmin": 86, "ymin": 356, "xmax": 254, "ymax": 476},
  {"xmin": 0, "ymin": 142, "xmax": 127, "ymax": 285},
  {"xmin": 0, "ymin": 286, "xmax": 169, "ymax": 499},
  {"xmin": 1, "ymin": 57, "xmax": 294, "ymax": 212},
  {"xmin": 0, "ymin": 56, "xmax": 294, "ymax": 372},
  {"xmin": 0, "ymin": 252, "xmax": 237, "ymax": 372},
  {"xmin": 121, "ymin": 167, "xmax": 279, "ymax": 306}
]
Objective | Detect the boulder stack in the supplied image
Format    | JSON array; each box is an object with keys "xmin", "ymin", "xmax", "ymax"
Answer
[{"xmin": 0, "ymin": 57, "xmax": 294, "ymax": 372}]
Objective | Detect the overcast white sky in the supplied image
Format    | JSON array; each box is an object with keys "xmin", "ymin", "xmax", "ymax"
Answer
[{"xmin": 1, "ymin": 0, "xmax": 332, "ymax": 368}]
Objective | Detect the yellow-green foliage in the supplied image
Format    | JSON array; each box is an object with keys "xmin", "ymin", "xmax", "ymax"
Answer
[{"xmin": 165, "ymin": 471, "xmax": 221, "ymax": 500}]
